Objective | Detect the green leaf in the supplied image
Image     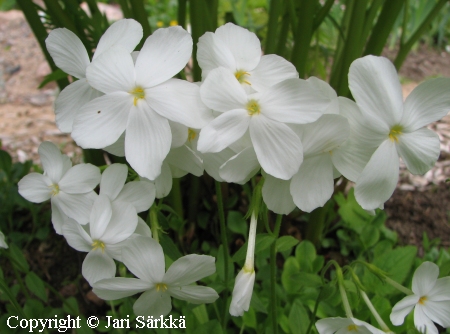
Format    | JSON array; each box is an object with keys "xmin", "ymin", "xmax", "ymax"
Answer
[
  {"xmin": 227, "ymin": 210, "xmax": 248, "ymax": 237},
  {"xmin": 360, "ymin": 225, "xmax": 380, "ymax": 249},
  {"xmin": 242, "ymin": 306, "xmax": 257, "ymax": 329},
  {"xmin": 192, "ymin": 304, "xmax": 209, "ymax": 325},
  {"xmin": 281, "ymin": 257, "xmax": 301, "ymax": 294},
  {"xmin": 23, "ymin": 299, "xmax": 44, "ymax": 319},
  {"xmin": 295, "ymin": 241, "xmax": 316, "ymax": 272},
  {"xmin": 232, "ymin": 234, "xmax": 276, "ymax": 262},
  {"xmin": 250, "ymin": 291, "xmax": 267, "ymax": 314},
  {"xmin": 276, "ymin": 236, "xmax": 299, "ymax": 252},
  {"xmin": 77, "ymin": 316, "xmax": 94, "ymax": 334},
  {"xmin": 288, "ymin": 299, "xmax": 308, "ymax": 334},
  {"xmin": 38, "ymin": 68, "xmax": 68, "ymax": 89},
  {"xmin": 25, "ymin": 272, "xmax": 47, "ymax": 302},
  {"xmin": 63, "ymin": 297, "xmax": 79, "ymax": 316},
  {"xmin": 0, "ymin": 150, "xmax": 12, "ymax": 176},
  {"xmin": 8, "ymin": 243, "xmax": 29, "ymax": 273},
  {"xmin": 195, "ymin": 320, "xmax": 223, "ymax": 334},
  {"xmin": 159, "ymin": 233, "xmax": 182, "ymax": 261}
]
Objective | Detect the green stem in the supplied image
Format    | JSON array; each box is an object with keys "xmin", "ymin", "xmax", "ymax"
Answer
[
  {"xmin": 360, "ymin": 291, "xmax": 391, "ymax": 332},
  {"xmin": 215, "ymin": 181, "xmax": 229, "ymax": 329},
  {"xmin": 118, "ymin": 0, "xmax": 132, "ymax": 18},
  {"xmin": 312, "ymin": 0, "xmax": 335, "ymax": 31},
  {"xmin": 394, "ymin": 0, "xmax": 448, "ymax": 70},
  {"xmin": 178, "ymin": 0, "xmax": 187, "ymax": 29},
  {"xmin": 270, "ymin": 214, "xmax": 283, "ymax": 334},
  {"xmin": 400, "ymin": 0, "xmax": 409, "ymax": 46},
  {"xmin": 0, "ymin": 276, "xmax": 27, "ymax": 318},
  {"xmin": 306, "ymin": 287, "xmax": 324, "ymax": 334},
  {"xmin": 130, "ymin": 0, "xmax": 152, "ymax": 50},
  {"xmin": 12, "ymin": 265, "xmax": 31, "ymax": 300},
  {"xmin": 170, "ymin": 178, "xmax": 184, "ymax": 220},
  {"xmin": 188, "ymin": 175, "xmax": 200, "ymax": 224},
  {"xmin": 385, "ymin": 277, "xmax": 413, "ymax": 295},
  {"xmin": 149, "ymin": 204, "xmax": 160, "ymax": 243},
  {"xmin": 305, "ymin": 206, "xmax": 326, "ymax": 247},
  {"xmin": 265, "ymin": 0, "xmax": 283, "ymax": 54},
  {"xmin": 337, "ymin": 267, "xmax": 353, "ymax": 318}
]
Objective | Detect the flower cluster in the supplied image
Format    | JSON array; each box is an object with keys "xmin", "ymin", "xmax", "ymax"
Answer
[{"xmin": 16, "ymin": 17, "xmax": 450, "ymax": 325}]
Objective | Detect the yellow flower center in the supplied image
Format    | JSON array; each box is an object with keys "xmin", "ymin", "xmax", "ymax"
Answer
[
  {"xmin": 388, "ymin": 125, "xmax": 403, "ymax": 143},
  {"xmin": 246, "ymin": 99, "xmax": 261, "ymax": 116},
  {"xmin": 169, "ymin": 20, "xmax": 178, "ymax": 26},
  {"xmin": 50, "ymin": 183, "xmax": 60, "ymax": 196},
  {"xmin": 419, "ymin": 296, "xmax": 427, "ymax": 305},
  {"xmin": 130, "ymin": 86, "xmax": 145, "ymax": 106},
  {"xmin": 347, "ymin": 324, "xmax": 358, "ymax": 331},
  {"xmin": 92, "ymin": 240, "xmax": 106, "ymax": 252},
  {"xmin": 156, "ymin": 283, "xmax": 168, "ymax": 292},
  {"xmin": 235, "ymin": 70, "xmax": 251, "ymax": 85},
  {"xmin": 188, "ymin": 128, "xmax": 197, "ymax": 142}
]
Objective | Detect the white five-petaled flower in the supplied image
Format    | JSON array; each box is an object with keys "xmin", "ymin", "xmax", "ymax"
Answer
[
  {"xmin": 62, "ymin": 195, "xmax": 138, "ymax": 285},
  {"xmin": 93, "ymin": 236, "xmax": 219, "ymax": 316},
  {"xmin": 18, "ymin": 141, "xmax": 100, "ymax": 234},
  {"xmin": 46, "ymin": 19, "xmax": 143, "ymax": 132},
  {"xmin": 197, "ymin": 67, "xmax": 330, "ymax": 180},
  {"xmin": 316, "ymin": 317, "xmax": 386, "ymax": 334},
  {"xmin": 197, "ymin": 22, "xmax": 298, "ymax": 92},
  {"xmin": 230, "ymin": 212, "xmax": 257, "ymax": 316},
  {"xmin": 390, "ymin": 261, "xmax": 450, "ymax": 334},
  {"xmin": 346, "ymin": 55, "xmax": 450, "ymax": 210},
  {"xmin": 71, "ymin": 26, "xmax": 209, "ymax": 180}
]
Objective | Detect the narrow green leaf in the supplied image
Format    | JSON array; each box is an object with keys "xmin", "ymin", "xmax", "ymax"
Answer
[
  {"xmin": 276, "ymin": 236, "xmax": 299, "ymax": 252},
  {"xmin": 0, "ymin": 150, "xmax": 12, "ymax": 175},
  {"xmin": 38, "ymin": 69, "xmax": 68, "ymax": 89},
  {"xmin": 8, "ymin": 243, "xmax": 29, "ymax": 273},
  {"xmin": 227, "ymin": 211, "xmax": 248, "ymax": 237},
  {"xmin": 25, "ymin": 272, "xmax": 48, "ymax": 302},
  {"xmin": 159, "ymin": 233, "xmax": 183, "ymax": 261}
]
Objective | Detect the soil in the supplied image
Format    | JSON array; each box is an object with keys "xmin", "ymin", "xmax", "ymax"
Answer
[{"xmin": 0, "ymin": 8, "xmax": 449, "ymax": 310}]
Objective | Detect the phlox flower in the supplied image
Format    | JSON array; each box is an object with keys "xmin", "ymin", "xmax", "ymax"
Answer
[
  {"xmin": 62, "ymin": 195, "xmax": 138, "ymax": 284},
  {"xmin": 198, "ymin": 67, "xmax": 330, "ymax": 180},
  {"xmin": 390, "ymin": 261, "xmax": 450, "ymax": 334},
  {"xmin": 197, "ymin": 22, "xmax": 298, "ymax": 92},
  {"xmin": 71, "ymin": 26, "xmax": 209, "ymax": 180},
  {"xmin": 18, "ymin": 141, "xmax": 100, "ymax": 234},
  {"xmin": 93, "ymin": 236, "xmax": 219, "ymax": 316},
  {"xmin": 46, "ymin": 19, "xmax": 143, "ymax": 132},
  {"xmin": 230, "ymin": 212, "xmax": 257, "ymax": 316},
  {"xmin": 346, "ymin": 56, "xmax": 450, "ymax": 210},
  {"xmin": 315, "ymin": 317, "xmax": 385, "ymax": 334}
]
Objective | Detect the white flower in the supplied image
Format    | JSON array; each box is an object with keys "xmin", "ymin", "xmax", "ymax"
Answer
[
  {"xmin": 347, "ymin": 55, "xmax": 450, "ymax": 210},
  {"xmin": 93, "ymin": 236, "xmax": 219, "ymax": 316},
  {"xmin": 263, "ymin": 113, "xmax": 350, "ymax": 214},
  {"xmin": 62, "ymin": 195, "xmax": 138, "ymax": 285},
  {"xmin": 197, "ymin": 22, "xmax": 298, "ymax": 92},
  {"xmin": 230, "ymin": 212, "xmax": 257, "ymax": 316},
  {"xmin": 390, "ymin": 261, "xmax": 450, "ymax": 334},
  {"xmin": 316, "ymin": 317, "xmax": 385, "ymax": 334},
  {"xmin": 46, "ymin": 19, "xmax": 143, "ymax": 132},
  {"xmin": 71, "ymin": 26, "xmax": 209, "ymax": 180},
  {"xmin": 100, "ymin": 163, "xmax": 155, "ymax": 212},
  {"xmin": 198, "ymin": 67, "xmax": 330, "ymax": 180},
  {"xmin": 18, "ymin": 141, "xmax": 100, "ymax": 234},
  {"xmin": 0, "ymin": 230, "xmax": 8, "ymax": 249}
]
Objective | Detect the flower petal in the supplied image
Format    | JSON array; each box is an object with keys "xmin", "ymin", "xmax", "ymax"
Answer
[
  {"xmin": 18, "ymin": 173, "xmax": 52, "ymax": 203},
  {"xmin": 202, "ymin": 148, "xmax": 236, "ymax": 182},
  {"xmin": 390, "ymin": 294, "xmax": 420, "ymax": 325},
  {"xmin": 122, "ymin": 236, "xmax": 165, "ymax": 282},
  {"xmin": 229, "ymin": 269, "xmax": 255, "ymax": 317},
  {"xmin": 53, "ymin": 191, "xmax": 97, "ymax": 225},
  {"xmin": 197, "ymin": 31, "xmax": 236, "ymax": 79},
  {"xmin": 86, "ymin": 47, "xmax": 135, "ymax": 94},
  {"xmin": 134, "ymin": 216, "xmax": 152, "ymax": 238},
  {"xmin": 219, "ymin": 146, "xmax": 260, "ymax": 184},
  {"xmin": 315, "ymin": 317, "xmax": 354, "ymax": 334},
  {"xmin": 306, "ymin": 77, "xmax": 339, "ymax": 115},
  {"xmin": 59, "ymin": 164, "xmax": 101, "ymax": 194},
  {"xmin": 72, "ymin": 92, "xmax": 131, "ymax": 149},
  {"xmin": 249, "ymin": 116, "xmax": 303, "ymax": 180},
  {"xmin": 197, "ymin": 109, "xmax": 250, "ymax": 153},
  {"xmin": 89, "ymin": 194, "xmax": 113, "ymax": 240},
  {"xmin": 45, "ymin": 28, "xmax": 89, "ymax": 78},
  {"xmin": 154, "ymin": 162, "xmax": 173, "ymax": 198},
  {"xmin": 354, "ymin": 140, "xmax": 399, "ymax": 210},
  {"xmin": 103, "ymin": 132, "xmax": 125, "ymax": 157},
  {"xmin": 200, "ymin": 67, "xmax": 248, "ymax": 112},
  {"xmin": 428, "ymin": 277, "xmax": 450, "ymax": 302},
  {"xmin": 82, "ymin": 249, "xmax": 116, "ymax": 285},
  {"xmin": 125, "ymin": 102, "xmax": 171, "ymax": 180},
  {"xmin": 62, "ymin": 218, "xmax": 92, "ymax": 252},
  {"xmin": 93, "ymin": 19, "xmax": 143, "ymax": 59},
  {"xmin": 100, "ymin": 164, "xmax": 128, "ymax": 201},
  {"xmin": 100, "ymin": 201, "xmax": 138, "ymax": 244},
  {"xmin": 402, "ymin": 77, "xmax": 450, "ymax": 132},
  {"xmin": 262, "ymin": 172, "xmax": 296, "ymax": 215},
  {"xmin": 54, "ymin": 79, "xmax": 103, "ymax": 133},
  {"xmin": 135, "ymin": 26, "xmax": 192, "ymax": 88},
  {"xmin": 93, "ymin": 277, "xmax": 151, "ymax": 300},
  {"xmin": 168, "ymin": 285, "xmax": 219, "ymax": 304},
  {"xmin": 51, "ymin": 201, "xmax": 66, "ymax": 235},
  {"xmin": 396, "ymin": 128, "xmax": 440, "ymax": 175},
  {"xmin": 166, "ymin": 145, "xmax": 203, "ymax": 177},
  {"xmin": 164, "ymin": 254, "xmax": 216, "ymax": 286},
  {"xmin": 290, "ymin": 154, "xmax": 334, "ymax": 212},
  {"xmin": 414, "ymin": 305, "xmax": 439, "ymax": 334},
  {"xmin": 349, "ymin": 55, "xmax": 403, "ymax": 126},
  {"xmin": 133, "ymin": 288, "xmax": 172, "ymax": 317},
  {"xmin": 260, "ymin": 78, "xmax": 328, "ymax": 124},
  {"xmin": 38, "ymin": 141, "xmax": 64, "ymax": 183},
  {"xmin": 250, "ymin": 54, "xmax": 298, "ymax": 92},
  {"xmin": 115, "ymin": 180, "xmax": 156, "ymax": 213},
  {"xmin": 215, "ymin": 23, "xmax": 261, "ymax": 71},
  {"xmin": 169, "ymin": 121, "xmax": 188, "ymax": 148},
  {"xmin": 146, "ymin": 79, "xmax": 208, "ymax": 128},
  {"xmin": 412, "ymin": 261, "xmax": 439, "ymax": 296}
]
